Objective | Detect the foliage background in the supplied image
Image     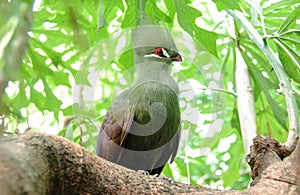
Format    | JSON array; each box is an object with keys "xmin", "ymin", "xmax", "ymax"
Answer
[{"xmin": 0, "ymin": 0, "xmax": 299, "ymax": 190}]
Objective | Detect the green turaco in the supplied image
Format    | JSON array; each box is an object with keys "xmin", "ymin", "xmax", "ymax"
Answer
[{"xmin": 96, "ymin": 24, "xmax": 182, "ymax": 175}]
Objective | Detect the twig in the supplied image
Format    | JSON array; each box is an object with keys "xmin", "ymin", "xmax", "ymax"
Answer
[{"xmin": 180, "ymin": 87, "xmax": 237, "ymax": 97}]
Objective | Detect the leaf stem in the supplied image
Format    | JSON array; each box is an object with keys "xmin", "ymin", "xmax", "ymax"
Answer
[{"xmin": 180, "ymin": 87, "xmax": 237, "ymax": 97}]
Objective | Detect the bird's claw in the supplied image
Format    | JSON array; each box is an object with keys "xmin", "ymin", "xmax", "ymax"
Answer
[
  {"xmin": 137, "ymin": 171, "xmax": 174, "ymax": 183},
  {"xmin": 137, "ymin": 170, "xmax": 150, "ymax": 175},
  {"xmin": 159, "ymin": 176, "xmax": 174, "ymax": 183}
]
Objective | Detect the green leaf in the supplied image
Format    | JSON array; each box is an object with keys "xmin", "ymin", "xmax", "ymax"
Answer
[
  {"xmin": 249, "ymin": 0, "xmax": 261, "ymax": 26},
  {"xmin": 30, "ymin": 88, "xmax": 46, "ymax": 111},
  {"xmin": 221, "ymin": 140, "xmax": 243, "ymax": 186},
  {"xmin": 220, "ymin": 45, "xmax": 232, "ymax": 74},
  {"xmin": 267, "ymin": 96, "xmax": 288, "ymax": 129},
  {"xmin": 73, "ymin": 103, "xmax": 97, "ymax": 118},
  {"xmin": 121, "ymin": 0, "xmax": 138, "ymax": 28},
  {"xmin": 174, "ymin": 0, "xmax": 218, "ymax": 57},
  {"xmin": 104, "ymin": 0, "xmax": 125, "ymax": 14},
  {"xmin": 75, "ymin": 70, "xmax": 91, "ymax": 86},
  {"xmin": 231, "ymin": 106, "xmax": 241, "ymax": 135},
  {"xmin": 51, "ymin": 71, "xmax": 72, "ymax": 87},
  {"xmin": 162, "ymin": 164, "xmax": 174, "ymax": 178},
  {"xmin": 57, "ymin": 127, "xmax": 67, "ymax": 136},
  {"xmin": 295, "ymin": 93, "xmax": 300, "ymax": 111},
  {"xmin": 230, "ymin": 173, "xmax": 251, "ymax": 190},
  {"xmin": 118, "ymin": 49, "xmax": 134, "ymax": 68},
  {"xmin": 275, "ymin": 39, "xmax": 300, "ymax": 83},
  {"xmin": 61, "ymin": 105, "xmax": 73, "ymax": 116},
  {"xmin": 263, "ymin": 0, "xmax": 299, "ymax": 15},
  {"xmin": 280, "ymin": 36, "xmax": 300, "ymax": 46},
  {"xmin": 228, "ymin": 9, "xmax": 298, "ymax": 133},
  {"xmin": 97, "ymin": 0, "xmax": 106, "ymax": 30},
  {"xmin": 65, "ymin": 125, "xmax": 74, "ymax": 141},
  {"xmin": 239, "ymin": 49, "xmax": 288, "ymax": 129},
  {"xmin": 0, "ymin": 0, "xmax": 33, "ymax": 81},
  {"xmin": 174, "ymin": 157, "xmax": 187, "ymax": 177},
  {"xmin": 28, "ymin": 45, "xmax": 54, "ymax": 77},
  {"xmin": 175, "ymin": 0, "xmax": 202, "ymax": 35},
  {"xmin": 163, "ymin": 0, "xmax": 176, "ymax": 24},
  {"xmin": 212, "ymin": 0, "xmax": 242, "ymax": 12},
  {"xmin": 257, "ymin": 97, "xmax": 288, "ymax": 142},
  {"xmin": 10, "ymin": 84, "xmax": 29, "ymax": 108},
  {"xmin": 278, "ymin": 5, "xmax": 300, "ymax": 34},
  {"xmin": 43, "ymin": 80, "xmax": 62, "ymax": 118},
  {"xmin": 30, "ymin": 37, "xmax": 64, "ymax": 68},
  {"xmin": 194, "ymin": 27, "xmax": 219, "ymax": 58},
  {"xmin": 221, "ymin": 151, "xmax": 242, "ymax": 187},
  {"xmin": 241, "ymin": 40, "xmax": 279, "ymax": 84},
  {"xmin": 146, "ymin": 0, "xmax": 171, "ymax": 23}
]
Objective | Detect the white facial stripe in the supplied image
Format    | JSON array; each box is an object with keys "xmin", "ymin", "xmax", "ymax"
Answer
[
  {"xmin": 144, "ymin": 54, "xmax": 161, "ymax": 58},
  {"xmin": 162, "ymin": 48, "xmax": 170, "ymax": 58},
  {"xmin": 144, "ymin": 48, "xmax": 170, "ymax": 59}
]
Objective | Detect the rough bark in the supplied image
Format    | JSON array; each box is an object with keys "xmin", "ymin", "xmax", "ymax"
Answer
[{"xmin": 0, "ymin": 132, "xmax": 299, "ymax": 194}]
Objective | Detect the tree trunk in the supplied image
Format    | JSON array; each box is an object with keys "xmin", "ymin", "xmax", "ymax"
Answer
[{"xmin": 0, "ymin": 132, "xmax": 299, "ymax": 194}]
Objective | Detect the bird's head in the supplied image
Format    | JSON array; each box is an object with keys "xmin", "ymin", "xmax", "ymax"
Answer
[
  {"xmin": 133, "ymin": 25, "xmax": 182, "ymax": 65},
  {"xmin": 151, "ymin": 47, "xmax": 182, "ymax": 62}
]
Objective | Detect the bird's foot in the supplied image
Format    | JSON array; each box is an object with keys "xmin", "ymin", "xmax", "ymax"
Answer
[
  {"xmin": 158, "ymin": 176, "xmax": 174, "ymax": 184},
  {"xmin": 137, "ymin": 170, "xmax": 150, "ymax": 175},
  {"xmin": 152, "ymin": 174, "xmax": 174, "ymax": 183},
  {"xmin": 137, "ymin": 171, "xmax": 173, "ymax": 183}
]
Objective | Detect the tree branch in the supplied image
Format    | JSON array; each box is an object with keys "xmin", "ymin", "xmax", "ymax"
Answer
[{"xmin": 0, "ymin": 132, "xmax": 299, "ymax": 194}]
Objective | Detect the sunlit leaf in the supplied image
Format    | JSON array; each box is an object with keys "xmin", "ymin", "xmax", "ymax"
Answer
[
  {"xmin": 51, "ymin": 71, "xmax": 72, "ymax": 87},
  {"xmin": 221, "ymin": 134, "xmax": 244, "ymax": 187},
  {"xmin": 194, "ymin": 27, "xmax": 218, "ymax": 58},
  {"xmin": 278, "ymin": 5, "xmax": 300, "ymax": 34},
  {"xmin": 75, "ymin": 70, "xmax": 91, "ymax": 86},
  {"xmin": 163, "ymin": 0, "xmax": 176, "ymax": 23},
  {"xmin": 275, "ymin": 39, "xmax": 300, "ymax": 83},
  {"xmin": 10, "ymin": 84, "xmax": 29, "ymax": 108},
  {"xmin": 30, "ymin": 88, "xmax": 46, "ymax": 112},
  {"xmin": 58, "ymin": 127, "xmax": 67, "ymax": 136},
  {"xmin": 43, "ymin": 80, "xmax": 63, "ymax": 119},
  {"xmin": 239, "ymin": 49, "xmax": 288, "ymax": 129},
  {"xmin": 146, "ymin": 0, "xmax": 171, "ymax": 23},
  {"xmin": 162, "ymin": 163, "xmax": 173, "ymax": 178},
  {"xmin": 61, "ymin": 105, "xmax": 74, "ymax": 116},
  {"xmin": 65, "ymin": 125, "xmax": 74, "ymax": 141},
  {"xmin": 175, "ymin": 0, "xmax": 202, "ymax": 35},
  {"xmin": 97, "ymin": 0, "xmax": 106, "ymax": 30},
  {"xmin": 122, "ymin": 0, "xmax": 138, "ymax": 28},
  {"xmin": 212, "ymin": 0, "xmax": 242, "ymax": 12}
]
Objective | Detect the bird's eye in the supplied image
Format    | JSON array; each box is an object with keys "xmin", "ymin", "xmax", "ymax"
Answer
[{"xmin": 153, "ymin": 47, "xmax": 165, "ymax": 57}]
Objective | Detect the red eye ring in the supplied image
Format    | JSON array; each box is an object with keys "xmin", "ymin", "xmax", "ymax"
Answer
[{"xmin": 154, "ymin": 47, "xmax": 164, "ymax": 57}]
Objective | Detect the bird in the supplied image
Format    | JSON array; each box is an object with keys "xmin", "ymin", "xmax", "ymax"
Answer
[{"xmin": 96, "ymin": 24, "xmax": 182, "ymax": 175}]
